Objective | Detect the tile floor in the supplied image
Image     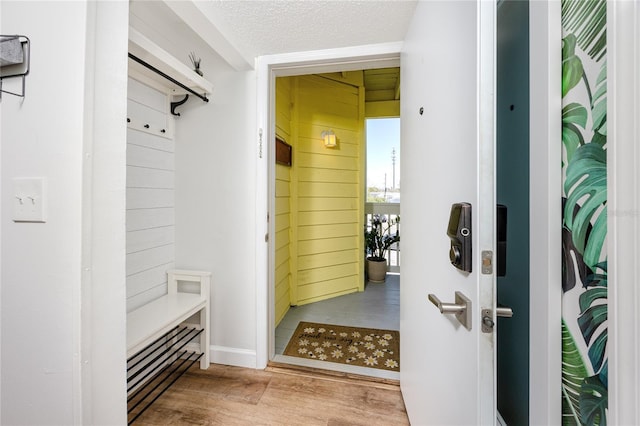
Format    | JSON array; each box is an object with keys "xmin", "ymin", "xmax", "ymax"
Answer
[{"xmin": 273, "ymin": 273, "xmax": 400, "ymax": 380}]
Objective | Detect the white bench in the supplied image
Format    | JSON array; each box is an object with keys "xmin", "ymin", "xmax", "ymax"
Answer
[
  {"xmin": 127, "ymin": 269, "xmax": 211, "ymax": 369},
  {"xmin": 126, "ymin": 270, "xmax": 211, "ymax": 422}
]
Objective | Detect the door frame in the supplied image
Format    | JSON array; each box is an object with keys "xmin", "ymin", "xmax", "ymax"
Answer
[
  {"xmin": 608, "ymin": 1, "xmax": 640, "ymax": 423},
  {"xmin": 529, "ymin": 1, "xmax": 562, "ymax": 423},
  {"xmin": 255, "ymin": 5, "xmax": 560, "ymax": 419},
  {"xmin": 255, "ymin": 42, "xmax": 403, "ymax": 364}
]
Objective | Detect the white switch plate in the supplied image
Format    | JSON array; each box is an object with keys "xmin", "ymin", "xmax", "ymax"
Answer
[{"xmin": 13, "ymin": 177, "xmax": 47, "ymax": 222}]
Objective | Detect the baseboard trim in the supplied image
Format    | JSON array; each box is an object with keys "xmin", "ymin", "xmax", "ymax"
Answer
[{"xmin": 210, "ymin": 345, "xmax": 257, "ymax": 368}]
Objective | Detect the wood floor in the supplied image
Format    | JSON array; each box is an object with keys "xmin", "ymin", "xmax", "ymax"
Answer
[{"xmin": 134, "ymin": 362, "xmax": 409, "ymax": 425}]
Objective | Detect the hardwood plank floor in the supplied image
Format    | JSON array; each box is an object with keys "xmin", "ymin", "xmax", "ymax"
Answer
[{"xmin": 134, "ymin": 363, "xmax": 409, "ymax": 425}]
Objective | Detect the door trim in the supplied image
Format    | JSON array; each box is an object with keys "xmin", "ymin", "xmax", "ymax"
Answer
[
  {"xmin": 608, "ymin": 1, "xmax": 640, "ymax": 423},
  {"xmin": 529, "ymin": 1, "xmax": 562, "ymax": 424},
  {"xmin": 255, "ymin": 42, "xmax": 403, "ymax": 367},
  {"xmin": 479, "ymin": 1, "xmax": 498, "ymax": 421}
]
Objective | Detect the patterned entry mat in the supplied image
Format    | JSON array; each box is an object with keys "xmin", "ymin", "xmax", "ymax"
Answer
[{"xmin": 283, "ymin": 321, "xmax": 400, "ymax": 371}]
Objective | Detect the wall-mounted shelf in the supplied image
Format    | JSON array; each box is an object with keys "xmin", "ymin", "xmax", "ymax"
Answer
[{"xmin": 128, "ymin": 28, "xmax": 213, "ymax": 115}]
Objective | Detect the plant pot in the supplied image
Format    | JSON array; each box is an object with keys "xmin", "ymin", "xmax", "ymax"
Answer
[{"xmin": 366, "ymin": 258, "xmax": 387, "ymax": 283}]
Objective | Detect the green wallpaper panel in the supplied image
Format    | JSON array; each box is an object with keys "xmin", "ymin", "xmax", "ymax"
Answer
[{"xmin": 561, "ymin": 1, "xmax": 608, "ymax": 424}]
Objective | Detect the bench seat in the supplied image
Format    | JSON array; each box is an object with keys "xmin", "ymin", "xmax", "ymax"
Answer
[{"xmin": 126, "ymin": 269, "xmax": 211, "ymax": 369}]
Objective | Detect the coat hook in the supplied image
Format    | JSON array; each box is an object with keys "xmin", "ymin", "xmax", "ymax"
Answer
[
  {"xmin": 144, "ymin": 124, "xmax": 150, "ymax": 129},
  {"xmin": 127, "ymin": 118, "xmax": 131, "ymax": 123},
  {"xmin": 160, "ymin": 129, "xmax": 166, "ymax": 133}
]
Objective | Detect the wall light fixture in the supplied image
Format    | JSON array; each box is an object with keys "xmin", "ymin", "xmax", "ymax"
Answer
[{"xmin": 321, "ymin": 130, "xmax": 337, "ymax": 148}]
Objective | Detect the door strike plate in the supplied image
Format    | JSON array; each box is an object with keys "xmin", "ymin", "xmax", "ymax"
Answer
[{"xmin": 481, "ymin": 250, "xmax": 493, "ymax": 274}]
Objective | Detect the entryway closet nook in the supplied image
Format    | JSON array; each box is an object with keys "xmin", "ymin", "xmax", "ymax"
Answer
[{"xmin": 125, "ymin": 2, "xmax": 244, "ymax": 422}]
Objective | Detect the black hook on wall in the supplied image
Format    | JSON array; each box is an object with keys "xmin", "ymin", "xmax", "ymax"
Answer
[{"xmin": 170, "ymin": 95, "xmax": 189, "ymax": 116}]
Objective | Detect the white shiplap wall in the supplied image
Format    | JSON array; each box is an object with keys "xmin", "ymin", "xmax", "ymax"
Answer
[{"xmin": 126, "ymin": 78, "xmax": 175, "ymax": 312}]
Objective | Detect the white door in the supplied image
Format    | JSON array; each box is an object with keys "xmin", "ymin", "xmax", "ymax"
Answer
[{"xmin": 400, "ymin": 1, "xmax": 497, "ymax": 424}]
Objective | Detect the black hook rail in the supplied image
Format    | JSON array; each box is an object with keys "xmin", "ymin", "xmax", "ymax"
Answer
[{"xmin": 128, "ymin": 52, "xmax": 209, "ymax": 105}]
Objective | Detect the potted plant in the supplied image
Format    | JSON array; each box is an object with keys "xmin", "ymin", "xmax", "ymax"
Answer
[{"xmin": 365, "ymin": 214, "xmax": 400, "ymax": 282}]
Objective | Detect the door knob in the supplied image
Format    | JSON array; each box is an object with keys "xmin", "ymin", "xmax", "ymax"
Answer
[{"xmin": 428, "ymin": 291, "xmax": 472, "ymax": 331}]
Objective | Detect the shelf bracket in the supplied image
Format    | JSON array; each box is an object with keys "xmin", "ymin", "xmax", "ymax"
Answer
[{"xmin": 170, "ymin": 94, "xmax": 189, "ymax": 116}]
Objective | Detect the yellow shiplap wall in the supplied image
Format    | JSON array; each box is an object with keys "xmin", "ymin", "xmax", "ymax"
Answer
[
  {"xmin": 291, "ymin": 74, "xmax": 365, "ymax": 305},
  {"xmin": 274, "ymin": 77, "xmax": 292, "ymax": 326}
]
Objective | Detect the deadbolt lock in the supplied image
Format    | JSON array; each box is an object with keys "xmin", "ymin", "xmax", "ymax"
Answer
[{"xmin": 481, "ymin": 309, "xmax": 494, "ymax": 333}]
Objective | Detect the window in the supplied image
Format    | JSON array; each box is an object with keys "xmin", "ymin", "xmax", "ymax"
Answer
[{"xmin": 366, "ymin": 118, "xmax": 400, "ymax": 203}]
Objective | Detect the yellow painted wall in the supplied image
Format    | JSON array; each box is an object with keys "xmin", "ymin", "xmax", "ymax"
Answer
[
  {"xmin": 274, "ymin": 73, "xmax": 365, "ymax": 317},
  {"xmin": 290, "ymin": 74, "xmax": 365, "ymax": 305},
  {"xmin": 365, "ymin": 100, "xmax": 400, "ymax": 118},
  {"xmin": 274, "ymin": 77, "xmax": 292, "ymax": 326}
]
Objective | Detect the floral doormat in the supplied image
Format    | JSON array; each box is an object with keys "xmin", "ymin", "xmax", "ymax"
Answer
[{"xmin": 283, "ymin": 321, "xmax": 400, "ymax": 371}]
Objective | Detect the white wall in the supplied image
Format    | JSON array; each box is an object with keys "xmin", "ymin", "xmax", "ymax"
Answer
[
  {"xmin": 1, "ymin": 1, "xmax": 128, "ymax": 424},
  {"xmin": 126, "ymin": 78, "xmax": 176, "ymax": 312},
  {"xmin": 1, "ymin": 3, "xmax": 87, "ymax": 423},
  {"xmin": 130, "ymin": 2, "xmax": 259, "ymax": 367},
  {"xmin": 174, "ymin": 69, "xmax": 257, "ymax": 366}
]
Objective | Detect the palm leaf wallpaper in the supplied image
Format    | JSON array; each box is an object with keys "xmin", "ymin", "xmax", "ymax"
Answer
[{"xmin": 561, "ymin": 0, "xmax": 607, "ymax": 424}]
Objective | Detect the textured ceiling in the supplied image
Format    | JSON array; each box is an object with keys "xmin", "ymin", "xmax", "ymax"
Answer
[{"xmin": 196, "ymin": 1, "xmax": 418, "ymax": 62}]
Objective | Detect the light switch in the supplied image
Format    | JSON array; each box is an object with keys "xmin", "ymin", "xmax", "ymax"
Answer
[{"xmin": 13, "ymin": 177, "xmax": 47, "ymax": 222}]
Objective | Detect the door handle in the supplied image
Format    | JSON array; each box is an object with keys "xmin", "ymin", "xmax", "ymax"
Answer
[
  {"xmin": 496, "ymin": 305, "xmax": 513, "ymax": 318},
  {"xmin": 481, "ymin": 305, "xmax": 514, "ymax": 333},
  {"xmin": 428, "ymin": 291, "xmax": 472, "ymax": 331}
]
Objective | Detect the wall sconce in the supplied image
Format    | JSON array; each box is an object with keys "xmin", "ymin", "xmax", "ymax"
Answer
[{"xmin": 321, "ymin": 130, "xmax": 337, "ymax": 148}]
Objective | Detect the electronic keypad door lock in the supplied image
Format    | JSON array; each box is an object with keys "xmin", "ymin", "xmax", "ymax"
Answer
[{"xmin": 447, "ymin": 203, "xmax": 472, "ymax": 272}]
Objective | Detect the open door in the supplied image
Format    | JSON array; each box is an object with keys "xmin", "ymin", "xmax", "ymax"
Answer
[{"xmin": 400, "ymin": 1, "xmax": 497, "ymax": 424}]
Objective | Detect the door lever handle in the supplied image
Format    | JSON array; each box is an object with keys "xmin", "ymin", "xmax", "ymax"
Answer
[
  {"xmin": 496, "ymin": 305, "xmax": 513, "ymax": 318},
  {"xmin": 428, "ymin": 294, "xmax": 465, "ymax": 314},
  {"xmin": 481, "ymin": 305, "xmax": 514, "ymax": 333},
  {"xmin": 428, "ymin": 291, "xmax": 472, "ymax": 331}
]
